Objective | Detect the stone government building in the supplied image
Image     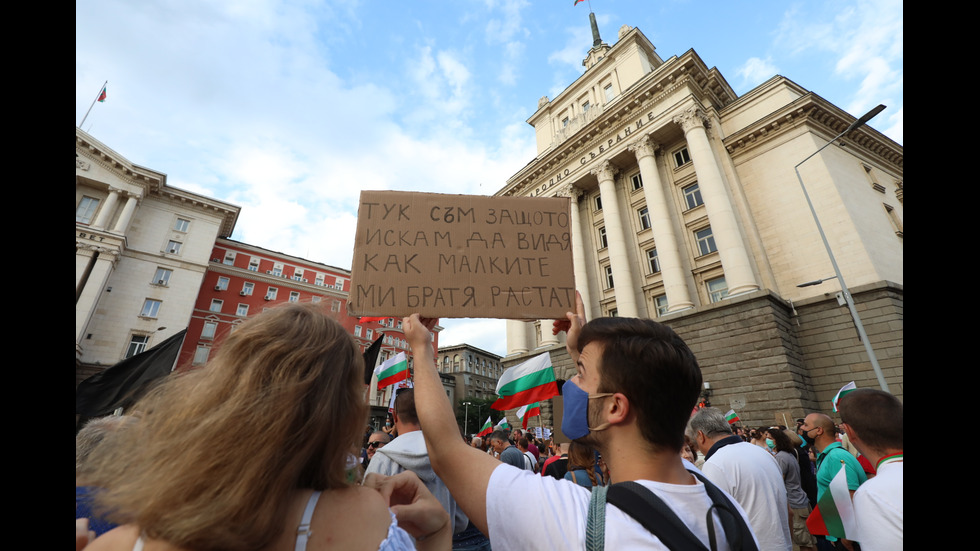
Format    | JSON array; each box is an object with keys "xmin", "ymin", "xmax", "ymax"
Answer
[{"xmin": 495, "ymin": 22, "xmax": 902, "ymax": 428}]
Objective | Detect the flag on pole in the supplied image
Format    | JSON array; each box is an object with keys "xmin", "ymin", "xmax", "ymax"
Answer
[
  {"xmin": 97, "ymin": 85, "xmax": 107, "ymax": 102},
  {"xmin": 492, "ymin": 352, "xmax": 559, "ymax": 410},
  {"xmin": 574, "ymin": 0, "xmax": 586, "ymax": 5},
  {"xmin": 832, "ymin": 381, "xmax": 857, "ymax": 412},
  {"xmin": 517, "ymin": 402, "xmax": 541, "ymax": 429},
  {"xmin": 498, "ymin": 416, "xmax": 510, "ymax": 429},
  {"xmin": 724, "ymin": 409, "xmax": 740, "ymax": 425},
  {"xmin": 476, "ymin": 416, "xmax": 493, "ymax": 437},
  {"xmin": 375, "ymin": 352, "xmax": 409, "ymax": 390},
  {"xmin": 806, "ymin": 461, "xmax": 856, "ymax": 539}
]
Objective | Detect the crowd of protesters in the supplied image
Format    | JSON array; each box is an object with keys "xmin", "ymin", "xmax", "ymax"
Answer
[{"xmin": 77, "ymin": 299, "xmax": 901, "ymax": 550}]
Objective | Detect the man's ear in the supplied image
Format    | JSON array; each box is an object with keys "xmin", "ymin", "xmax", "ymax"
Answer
[{"xmin": 607, "ymin": 393, "xmax": 630, "ymax": 424}]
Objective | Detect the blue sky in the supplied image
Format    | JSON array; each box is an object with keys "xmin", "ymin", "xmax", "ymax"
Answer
[{"xmin": 76, "ymin": 0, "xmax": 903, "ymax": 357}]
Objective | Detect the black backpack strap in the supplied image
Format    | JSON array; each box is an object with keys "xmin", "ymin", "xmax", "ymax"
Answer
[
  {"xmin": 689, "ymin": 470, "xmax": 759, "ymax": 551},
  {"xmin": 606, "ymin": 481, "xmax": 709, "ymax": 551}
]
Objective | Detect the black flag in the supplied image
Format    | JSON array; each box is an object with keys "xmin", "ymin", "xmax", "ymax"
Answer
[
  {"xmin": 362, "ymin": 333, "xmax": 385, "ymax": 385},
  {"xmin": 76, "ymin": 329, "xmax": 187, "ymax": 418}
]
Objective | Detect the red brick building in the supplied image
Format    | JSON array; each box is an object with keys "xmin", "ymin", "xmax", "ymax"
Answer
[{"xmin": 177, "ymin": 238, "xmax": 439, "ymax": 413}]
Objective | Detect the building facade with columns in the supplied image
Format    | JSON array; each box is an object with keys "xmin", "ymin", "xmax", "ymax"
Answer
[
  {"xmin": 435, "ymin": 344, "xmax": 504, "ymax": 401},
  {"xmin": 76, "ymin": 127, "xmax": 241, "ymax": 386},
  {"xmin": 496, "ymin": 24, "xmax": 903, "ymax": 427}
]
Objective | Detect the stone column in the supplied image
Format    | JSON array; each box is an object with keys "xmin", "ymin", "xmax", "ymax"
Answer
[
  {"xmin": 91, "ymin": 188, "xmax": 119, "ymax": 230},
  {"xmin": 112, "ymin": 194, "xmax": 139, "ymax": 234},
  {"xmin": 75, "ymin": 246, "xmax": 120, "ymax": 344},
  {"xmin": 506, "ymin": 320, "xmax": 530, "ymax": 356},
  {"xmin": 629, "ymin": 135, "xmax": 695, "ymax": 312},
  {"xmin": 539, "ymin": 322, "xmax": 559, "ymax": 348},
  {"xmin": 591, "ymin": 161, "xmax": 640, "ymax": 317},
  {"xmin": 673, "ymin": 108, "xmax": 759, "ymax": 296},
  {"xmin": 555, "ymin": 183, "xmax": 592, "ymax": 320}
]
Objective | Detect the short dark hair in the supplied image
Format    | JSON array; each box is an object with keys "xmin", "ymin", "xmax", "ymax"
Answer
[
  {"xmin": 394, "ymin": 388, "xmax": 419, "ymax": 426},
  {"xmin": 838, "ymin": 388, "xmax": 903, "ymax": 451},
  {"xmin": 577, "ymin": 317, "xmax": 701, "ymax": 452}
]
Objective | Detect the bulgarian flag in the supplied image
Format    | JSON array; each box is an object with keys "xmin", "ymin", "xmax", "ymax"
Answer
[
  {"xmin": 724, "ymin": 409, "xmax": 740, "ymax": 425},
  {"xmin": 517, "ymin": 402, "xmax": 541, "ymax": 429},
  {"xmin": 806, "ymin": 462, "xmax": 856, "ymax": 539},
  {"xmin": 492, "ymin": 352, "xmax": 559, "ymax": 410},
  {"xmin": 832, "ymin": 381, "xmax": 857, "ymax": 412},
  {"xmin": 476, "ymin": 416, "xmax": 493, "ymax": 437},
  {"xmin": 97, "ymin": 85, "xmax": 107, "ymax": 102},
  {"xmin": 375, "ymin": 352, "xmax": 409, "ymax": 390},
  {"xmin": 498, "ymin": 416, "xmax": 511, "ymax": 429}
]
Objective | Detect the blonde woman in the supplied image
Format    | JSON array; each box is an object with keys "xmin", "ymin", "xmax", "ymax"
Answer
[{"xmin": 87, "ymin": 302, "xmax": 448, "ymax": 551}]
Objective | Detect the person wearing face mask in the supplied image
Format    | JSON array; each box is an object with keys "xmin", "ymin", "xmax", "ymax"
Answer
[{"xmin": 401, "ymin": 293, "xmax": 759, "ymax": 551}]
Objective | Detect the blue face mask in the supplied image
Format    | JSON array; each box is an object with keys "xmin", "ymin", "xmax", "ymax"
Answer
[
  {"xmin": 765, "ymin": 438, "xmax": 775, "ymax": 449},
  {"xmin": 561, "ymin": 379, "xmax": 614, "ymax": 440}
]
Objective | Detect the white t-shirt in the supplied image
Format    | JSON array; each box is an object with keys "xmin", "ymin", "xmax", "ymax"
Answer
[
  {"xmin": 852, "ymin": 459, "xmax": 902, "ymax": 551},
  {"xmin": 700, "ymin": 442, "xmax": 792, "ymax": 551},
  {"xmin": 486, "ymin": 463, "xmax": 757, "ymax": 550}
]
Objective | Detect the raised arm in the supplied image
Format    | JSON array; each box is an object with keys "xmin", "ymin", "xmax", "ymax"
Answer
[{"xmin": 403, "ymin": 314, "xmax": 501, "ymax": 536}]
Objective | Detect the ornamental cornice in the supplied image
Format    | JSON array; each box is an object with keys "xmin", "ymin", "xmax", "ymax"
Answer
[
  {"xmin": 722, "ymin": 97, "xmax": 903, "ymax": 171},
  {"xmin": 591, "ymin": 160, "xmax": 618, "ymax": 182},
  {"xmin": 628, "ymin": 133, "xmax": 659, "ymax": 159}
]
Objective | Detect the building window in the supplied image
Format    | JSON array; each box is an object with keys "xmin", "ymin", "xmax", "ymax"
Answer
[
  {"xmin": 126, "ymin": 335, "xmax": 150, "ymax": 358},
  {"xmin": 646, "ymin": 248, "xmax": 660, "ymax": 274},
  {"xmin": 153, "ymin": 268, "xmax": 173, "ymax": 286},
  {"xmin": 598, "ymin": 226, "xmax": 608, "ymax": 249},
  {"xmin": 166, "ymin": 240, "xmax": 183, "ymax": 255},
  {"xmin": 223, "ymin": 251, "xmax": 236, "ymax": 265},
  {"xmin": 289, "ymin": 291, "xmax": 300, "ymax": 302},
  {"xmin": 248, "ymin": 258, "xmax": 259, "ymax": 272},
  {"xmin": 216, "ymin": 277, "xmax": 229, "ymax": 291},
  {"xmin": 673, "ymin": 147, "xmax": 691, "ymax": 167},
  {"xmin": 631, "ymin": 173, "xmax": 643, "ymax": 191},
  {"xmin": 241, "ymin": 282, "xmax": 254, "ymax": 296},
  {"xmin": 638, "ymin": 207, "xmax": 651, "ymax": 230},
  {"xmin": 140, "ymin": 299, "xmax": 162, "ymax": 318},
  {"xmin": 201, "ymin": 321, "xmax": 218, "ymax": 340},
  {"xmin": 884, "ymin": 203, "xmax": 903, "ymax": 237},
  {"xmin": 236, "ymin": 303, "xmax": 249, "ymax": 317},
  {"xmin": 604, "ymin": 265, "xmax": 614, "ymax": 289},
  {"xmin": 582, "ymin": 100, "xmax": 590, "ymax": 114},
  {"xmin": 315, "ymin": 274, "xmax": 325, "ymax": 286},
  {"xmin": 695, "ymin": 227, "xmax": 717, "ymax": 256},
  {"xmin": 654, "ymin": 295, "xmax": 669, "ymax": 316},
  {"xmin": 366, "ymin": 329, "xmax": 373, "ymax": 340},
  {"xmin": 603, "ymin": 83, "xmax": 614, "ymax": 102},
  {"xmin": 608, "ymin": 308, "xmax": 618, "ymax": 317},
  {"xmin": 311, "ymin": 296, "xmax": 321, "ymax": 303},
  {"xmin": 76, "ymin": 196, "xmax": 101, "ymax": 224},
  {"xmin": 174, "ymin": 218, "xmax": 190, "ymax": 232},
  {"xmin": 266, "ymin": 287, "xmax": 278, "ymax": 300},
  {"xmin": 193, "ymin": 346, "xmax": 211, "ymax": 365},
  {"xmin": 683, "ymin": 183, "xmax": 703, "ymax": 210},
  {"xmin": 594, "ymin": 194, "xmax": 603, "ymax": 211},
  {"xmin": 331, "ymin": 300, "xmax": 341, "ymax": 312},
  {"xmin": 272, "ymin": 264, "xmax": 283, "ymax": 277},
  {"xmin": 210, "ymin": 299, "xmax": 223, "ymax": 313},
  {"xmin": 562, "ymin": 116, "xmax": 569, "ymax": 128},
  {"xmin": 707, "ymin": 277, "xmax": 729, "ymax": 303},
  {"xmin": 354, "ymin": 325, "xmax": 362, "ymax": 337}
]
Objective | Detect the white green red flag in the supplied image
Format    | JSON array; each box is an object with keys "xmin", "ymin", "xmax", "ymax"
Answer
[
  {"xmin": 832, "ymin": 381, "xmax": 857, "ymax": 412},
  {"xmin": 498, "ymin": 416, "xmax": 510, "ymax": 429},
  {"xmin": 724, "ymin": 409, "xmax": 740, "ymax": 425},
  {"xmin": 97, "ymin": 85, "xmax": 107, "ymax": 102},
  {"xmin": 476, "ymin": 416, "xmax": 493, "ymax": 437},
  {"xmin": 517, "ymin": 402, "xmax": 541, "ymax": 429},
  {"xmin": 375, "ymin": 352, "xmax": 409, "ymax": 390},
  {"xmin": 806, "ymin": 461, "xmax": 856, "ymax": 539},
  {"xmin": 492, "ymin": 352, "xmax": 558, "ymax": 410}
]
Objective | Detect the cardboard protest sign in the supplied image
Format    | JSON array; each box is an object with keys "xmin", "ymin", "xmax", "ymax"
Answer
[{"xmin": 348, "ymin": 191, "xmax": 575, "ymax": 319}]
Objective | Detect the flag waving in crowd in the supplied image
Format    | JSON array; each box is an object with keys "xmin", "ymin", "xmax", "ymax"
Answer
[
  {"xmin": 492, "ymin": 352, "xmax": 558, "ymax": 410},
  {"xmin": 375, "ymin": 352, "xmax": 409, "ymax": 390},
  {"xmin": 517, "ymin": 402, "xmax": 540, "ymax": 429},
  {"xmin": 832, "ymin": 381, "xmax": 857, "ymax": 412},
  {"xmin": 724, "ymin": 409, "xmax": 740, "ymax": 425},
  {"xmin": 807, "ymin": 461, "xmax": 856, "ymax": 539},
  {"xmin": 476, "ymin": 416, "xmax": 493, "ymax": 438}
]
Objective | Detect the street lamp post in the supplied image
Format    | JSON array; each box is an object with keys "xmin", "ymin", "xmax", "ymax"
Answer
[
  {"xmin": 793, "ymin": 104, "xmax": 889, "ymax": 392},
  {"xmin": 463, "ymin": 401, "xmax": 473, "ymax": 436}
]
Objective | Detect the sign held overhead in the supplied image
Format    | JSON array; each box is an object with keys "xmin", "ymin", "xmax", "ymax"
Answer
[{"xmin": 348, "ymin": 190, "xmax": 575, "ymax": 319}]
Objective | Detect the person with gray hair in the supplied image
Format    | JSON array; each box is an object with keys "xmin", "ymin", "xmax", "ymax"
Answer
[
  {"xmin": 688, "ymin": 408, "xmax": 792, "ymax": 550},
  {"xmin": 76, "ymin": 415, "xmax": 137, "ymax": 537}
]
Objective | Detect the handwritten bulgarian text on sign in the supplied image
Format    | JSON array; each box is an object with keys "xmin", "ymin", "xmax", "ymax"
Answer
[{"xmin": 348, "ymin": 191, "xmax": 575, "ymax": 319}]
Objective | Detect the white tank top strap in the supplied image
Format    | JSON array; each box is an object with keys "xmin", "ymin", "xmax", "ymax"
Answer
[{"xmin": 295, "ymin": 490, "xmax": 322, "ymax": 551}]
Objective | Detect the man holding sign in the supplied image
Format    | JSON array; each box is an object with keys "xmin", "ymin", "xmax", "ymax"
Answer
[{"xmin": 403, "ymin": 292, "xmax": 757, "ymax": 549}]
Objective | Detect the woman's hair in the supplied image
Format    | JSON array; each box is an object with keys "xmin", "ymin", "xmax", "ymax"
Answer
[
  {"xmin": 93, "ymin": 302, "xmax": 366, "ymax": 551},
  {"xmin": 567, "ymin": 441, "xmax": 601, "ymax": 486},
  {"xmin": 768, "ymin": 426, "xmax": 796, "ymax": 455}
]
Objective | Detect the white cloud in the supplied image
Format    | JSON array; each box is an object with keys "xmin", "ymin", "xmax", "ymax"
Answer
[{"xmin": 735, "ymin": 57, "xmax": 779, "ymax": 90}]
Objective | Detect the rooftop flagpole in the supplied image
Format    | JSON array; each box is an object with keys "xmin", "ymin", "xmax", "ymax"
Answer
[{"xmin": 79, "ymin": 81, "xmax": 107, "ymax": 129}]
